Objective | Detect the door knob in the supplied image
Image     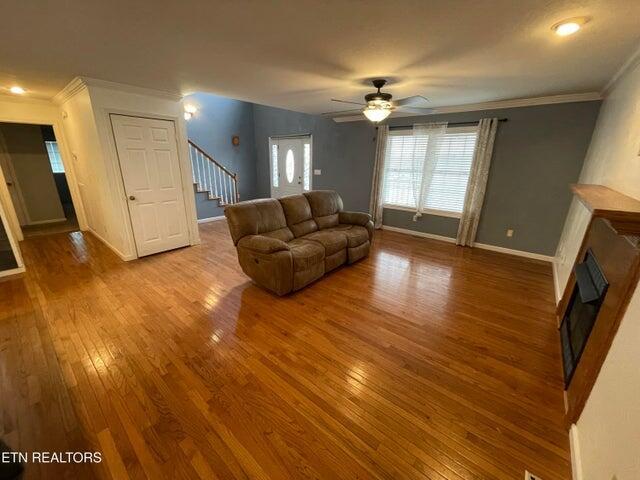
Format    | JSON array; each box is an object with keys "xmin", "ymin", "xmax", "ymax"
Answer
[{"xmin": 129, "ymin": 195, "xmax": 136, "ymax": 201}]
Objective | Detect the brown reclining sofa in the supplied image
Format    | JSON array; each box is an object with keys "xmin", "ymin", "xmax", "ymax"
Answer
[{"xmin": 224, "ymin": 190, "xmax": 373, "ymax": 295}]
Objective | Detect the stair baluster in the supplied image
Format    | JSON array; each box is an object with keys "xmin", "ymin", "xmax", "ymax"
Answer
[{"xmin": 188, "ymin": 140, "xmax": 239, "ymax": 206}]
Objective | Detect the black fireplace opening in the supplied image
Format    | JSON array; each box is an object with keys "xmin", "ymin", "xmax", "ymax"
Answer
[{"xmin": 560, "ymin": 248, "xmax": 608, "ymax": 388}]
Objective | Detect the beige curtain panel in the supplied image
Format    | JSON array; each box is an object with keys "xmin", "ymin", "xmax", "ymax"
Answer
[
  {"xmin": 456, "ymin": 117, "xmax": 499, "ymax": 246},
  {"xmin": 411, "ymin": 122, "xmax": 448, "ymax": 221},
  {"xmin": 369, "ymin": 125, "xmax": 389, "ymax": 229}
]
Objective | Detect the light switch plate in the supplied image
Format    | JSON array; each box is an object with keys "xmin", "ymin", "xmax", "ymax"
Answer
[{"xmin": 314, "ymin": 169, "xmax": 321, "ymax": 175}]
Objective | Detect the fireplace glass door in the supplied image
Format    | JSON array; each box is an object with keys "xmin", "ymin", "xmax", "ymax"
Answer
[{"xmin": 560, "ymin": 249, "xmax": 608, "ymax": 387}]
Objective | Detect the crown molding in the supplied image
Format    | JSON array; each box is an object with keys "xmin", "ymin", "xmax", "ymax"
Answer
[
  {"xmin": 54, "ymin": 76, "xmax": 183, "ymax": 104},
  {"xmin": 0, "ymin": 93, "xmax": 58, "ymax": 106},
  {"xmin": 53, "ymin": 77, "xmax": 87, "ymax": 104},
  {"xmin": 332, "ymin": 91, "xmax": 602, "ymax": 123},
  {"xmin": 602, "ymin": 42, "xmax": 640, "ymax": 95}
]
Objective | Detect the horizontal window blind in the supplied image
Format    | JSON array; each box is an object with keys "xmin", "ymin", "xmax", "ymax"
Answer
[
  {"xmin": 45, "ymin": 141, "xmax": 65, "ymax": 173},
  {"xmin": 382, "ymin": 128, "xmax": 478, "ymax": 214}
]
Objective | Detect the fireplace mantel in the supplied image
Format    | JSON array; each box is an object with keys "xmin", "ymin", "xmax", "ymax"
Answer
[
  {"xmin": 559, "ymin": 184, "xmax": 640, "ymax": 426},
  {"xmin": 571, "ymin": 183, "xmax": 640, "ymax": 235}
]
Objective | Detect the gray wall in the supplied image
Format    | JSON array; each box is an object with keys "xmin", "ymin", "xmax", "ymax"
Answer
[
  {"xmin": 252, "ymin": 101, "xmax": 601, "ymax": 255},
  {"xmin": 0, "ymin": 123, "xmax": 65, "ymax": 224},
  {"xmin": 185, "ymin": 93, "xmax": 258, "ymax": 219},
  {"xmin": 384, "ymin": 102, "xmax": 601, "ymax": 255},
  {"xmin": 252, "ymin": 104, "xmax": 376, "ymax": 212}
]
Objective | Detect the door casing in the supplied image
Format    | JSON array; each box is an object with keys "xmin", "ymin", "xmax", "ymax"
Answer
[{"xmin": 269, "ymin": 134, "xmax": 313, "ymax": 198}]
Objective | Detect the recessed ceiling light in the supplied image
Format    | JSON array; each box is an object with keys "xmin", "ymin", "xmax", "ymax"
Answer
[
  {"xmin": 552, "ymin": 17, "xmax": 589, "ymax": 36},
  {"xmin": 9, "ymin": 86, "xmax": 26, "ymax": 95}
]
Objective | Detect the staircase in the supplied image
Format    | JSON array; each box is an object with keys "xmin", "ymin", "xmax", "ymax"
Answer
[{"xmin": 188, "ymin": 140, "xmax": 239, "ymax": 207}]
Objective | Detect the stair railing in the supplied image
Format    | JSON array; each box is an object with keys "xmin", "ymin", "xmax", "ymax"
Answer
[{"xmin": 188, "ymin": 140, "xmax": 239, "ymax": 205}]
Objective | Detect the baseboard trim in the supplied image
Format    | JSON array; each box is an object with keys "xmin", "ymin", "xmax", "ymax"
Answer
[
  {"xmin": 552, "ymin": 259, "xmax": 563, "ymax": 304},
  {"xmin": 86, "ymin": 228, "xmax": 136, "ymax": 261},
  {"xmin": 0, "ymin": 266, "xmax": 25, "ymax": 279},
  {"xmin": 197, "ymin": 215, "xmax": 226, "ymax": 224},
  {"xmin": 382, "ymin": 225, "xmax": 553, "ymax": 262},
  {"xmin": 26, "ymin": 217, "xmax": 67, "ymax": 226},
  {"xmin": 381, "ymin": 225, "xmax": 456, "ymax": 243},
  {"xmin": 569, "ymin": 424, "xmax": 583, "ymax": 480},
  {"xmin": 473, "ymin": 242, "xmax": 554, "ymax": 263}
]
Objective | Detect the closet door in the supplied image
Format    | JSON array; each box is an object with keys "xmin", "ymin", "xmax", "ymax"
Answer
[{"xmin": 111, "ymin": 115, "xmax": 190, "ymax": 257}]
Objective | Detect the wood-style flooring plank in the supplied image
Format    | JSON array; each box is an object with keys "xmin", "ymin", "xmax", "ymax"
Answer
[{"xmin": 0, "ymin": 222, "xmax": 571, "ymax": 479}]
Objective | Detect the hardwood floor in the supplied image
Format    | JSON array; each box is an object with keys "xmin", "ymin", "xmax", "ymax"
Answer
[{"xmin": 0, "ymin": 221, "xmax": 570, "ymax": 479}]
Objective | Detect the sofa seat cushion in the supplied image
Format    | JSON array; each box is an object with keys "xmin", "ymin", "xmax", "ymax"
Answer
[
  {"xmin": 343, "ymin": 225, "xmax": 369, "ymax": 247},
  {"xmin": 326, "ymin": 225, "xmax": 369, "ymax": 248},
  {"xmin": 287, "ymin": 239, "xmax": 325, "ymax": 272},
  {"xmin": 327, "ymin": 223, "xmax": 351, "ymax": 231},
  {"xmin": 301, "ymin": 230, "xmax": 348, "ymax": 256}
]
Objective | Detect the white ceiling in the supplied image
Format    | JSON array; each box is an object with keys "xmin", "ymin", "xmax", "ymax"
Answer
[{"xmin": 1, "ymin": 0, "xmax": 639, "ymax": 113}]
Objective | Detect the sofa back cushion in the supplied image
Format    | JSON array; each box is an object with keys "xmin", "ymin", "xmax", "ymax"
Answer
[
  {"xmin": 278, "ymin": 194, "xmax": 318, "ymax": 237},
  {"xmin": 304, "ymin": 190, "xmax": 343, "ymax": 229},
  {"xmin": 224, "ymin": 199, "xmax": 293, "ymax": 245}
]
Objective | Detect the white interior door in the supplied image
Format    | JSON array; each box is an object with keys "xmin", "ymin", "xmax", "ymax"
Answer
[
  {"xmin": 0, "ymin": 130, "xmax": 28, "ymax": 226},
  {"xmin": 270, "ymin": 136, "xmax": 311, "ymax": 198},
  {"xmin": 111, "ymin": 115, "xmax": 190, "ymax": 257}
]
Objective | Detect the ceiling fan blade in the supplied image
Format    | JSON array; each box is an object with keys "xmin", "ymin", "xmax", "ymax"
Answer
[
  {"xmin": 321, "ymin": 108, "xmax": 363, "ymax": 116},
  {"xmin": 394, "ymin": 95, "xmax": 429, "ymax": 107},
  {"xmin": 331, "ymin": 98, "xmax": 366, "ymax": 106},
  {"xmin": 395, "ymin": 106, "xmax": 435, "ymax": 114}
]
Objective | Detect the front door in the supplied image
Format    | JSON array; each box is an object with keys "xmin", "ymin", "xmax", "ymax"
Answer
[
  {"xmin": 270, "ymin": 136, "xmax": 312, "ymax": 198},
  {"xmin": 111, "ymin": 114, "xmax": 190, "ymax": 257}
]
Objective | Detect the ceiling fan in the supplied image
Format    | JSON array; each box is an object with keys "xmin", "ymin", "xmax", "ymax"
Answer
[{"xmin": 323, "ymin": 79, "xmax": 434, "ymax": 122}]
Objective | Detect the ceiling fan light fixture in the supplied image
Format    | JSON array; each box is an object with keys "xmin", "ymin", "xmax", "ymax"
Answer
[
  {"xmin": 363, "ymin": 105, "xmax": 391, "ymax": 122},
  {"xmin": 328, "ymin": 78, "xmax": 430, "ymax": 121}
]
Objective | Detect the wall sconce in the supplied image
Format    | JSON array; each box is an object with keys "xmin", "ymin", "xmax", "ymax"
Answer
[{"xmin": 184, "ymin": 104, "xmax": 197, "ymax": 120}]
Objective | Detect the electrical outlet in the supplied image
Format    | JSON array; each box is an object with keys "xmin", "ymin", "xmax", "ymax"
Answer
[
  {"xmin": 525, "ymin": 471, "xmax": 542, "ymax": 480},
  {"xmin": 313, "ymin": 169, "xmax": 321, "ymax": 175},
  {"xmin": 506, "ymin": 229, "xmax": 514, "ymax": 237}
]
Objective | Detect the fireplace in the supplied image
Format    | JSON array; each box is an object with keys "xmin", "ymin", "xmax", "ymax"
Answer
[
  {"xmin": 557, "ymin": 184, "xmax": 640, "ymax": 424},
  {"xmin": 560, "ymin": 249, "xmax": 608, "ymax": 387}
]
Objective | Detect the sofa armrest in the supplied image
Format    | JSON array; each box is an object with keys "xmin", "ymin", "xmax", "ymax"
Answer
[
  {"xmin": 237, "ymin": 235, "xmax": 290, "ymax": 254},
  {"xmin": 339, "ymin": 211, "xmax": 372, "ymax": 226}
]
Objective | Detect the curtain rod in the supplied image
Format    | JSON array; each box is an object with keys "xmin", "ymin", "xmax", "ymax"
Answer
[{"xmin": 386, "ymin": 118, "xmax": 508, "ymax": 130}]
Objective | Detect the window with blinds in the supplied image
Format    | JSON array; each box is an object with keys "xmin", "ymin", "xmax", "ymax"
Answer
[
  {"xmin": 382, "ymin": 126, "xmax": 478, "ymax": 216},
  {"xmin": 45, "ymin": 141, "xmax": 65, "ymax": 173}
]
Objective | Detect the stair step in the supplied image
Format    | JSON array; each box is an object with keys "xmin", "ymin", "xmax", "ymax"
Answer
[{"xmin": 194, "ymin": 182, "xmax": 234, "ymax": 205}]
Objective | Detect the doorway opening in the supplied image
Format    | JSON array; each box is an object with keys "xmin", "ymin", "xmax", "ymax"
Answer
[
  {"xmin": 269, "ymin": 135, "xmax": 312, "ymax": 198},
  {"xmin": 0, "ymin": 122, "xmax": 79, "ymax": 238}
]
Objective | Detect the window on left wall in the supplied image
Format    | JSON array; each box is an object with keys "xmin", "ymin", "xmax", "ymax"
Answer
[{"xmin": 45, "ymin": 141, "xmax": 65, "ymax": 173}]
